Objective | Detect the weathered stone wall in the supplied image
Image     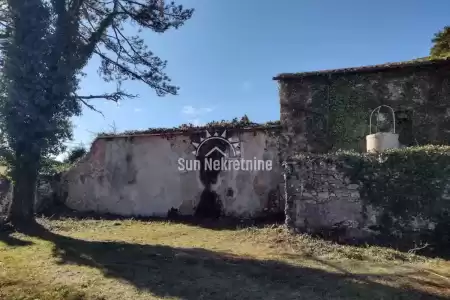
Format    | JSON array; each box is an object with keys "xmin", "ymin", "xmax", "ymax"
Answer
[
  {"xmin": 283, "ymin": 155, "xmax": 374, "ymax": 239},
  {"xmin": 283, "ymin": 147, "xmax": 450, "ymax": 244},
  {"xmin": 285, "ymin": 159, "xmax": 361, "ymax": 228},
  {"xmin": 62, "ymin": 127, "xmax": 283, "ymax": 218},
  {"xmin": 278, "ymin": 60, "xmax": 450, "ymax": 156},
  {"xmin": 278, "ymin": 60, "xmax": 450, "ymax": 239}
]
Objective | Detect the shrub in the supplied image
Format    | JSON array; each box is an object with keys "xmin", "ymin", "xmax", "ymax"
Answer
[
  {"xmin": 338, "ymin": 146, "xmax": 450, "ymax": 248},
  {"xmin": 289, "ymin": 146, "xmax": 450, "ymax": 250}
]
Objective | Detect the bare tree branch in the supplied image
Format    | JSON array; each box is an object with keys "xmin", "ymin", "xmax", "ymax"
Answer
[
  {"xmin": 76, "ymin": 90, "xmax": 137, "ymax": 102},
  {"xmin": 74, "ymin": 89, "xmax": 137, "ymax": 116},
  {"xmin": 78, "ymin": 98, "xmax": 105, "ymax": 117}
]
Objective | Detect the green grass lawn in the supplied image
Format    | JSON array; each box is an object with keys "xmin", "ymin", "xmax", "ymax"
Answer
[{"xmin": 1, "ymin": 218, "xmax": 449, "ymax": 299}]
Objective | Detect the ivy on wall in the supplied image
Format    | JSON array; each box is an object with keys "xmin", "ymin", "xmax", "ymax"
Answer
[
  {"xmin": 303, "ymin": 67, "xmax": 450, "ymax": 153},
  {"xmin": 289, "ymin": 146, "xmax": 450, "ymax": 248},
  {"xmin": 336, "ymin": 146, "xmax": 450, "ymax": 245},
  {"xmin": 307, "ymin": 75, "xmax": 388, "ymax": 152},
  {"xmin": 327, "ymin": 78, "xmax": 372, "ymax": 151}
]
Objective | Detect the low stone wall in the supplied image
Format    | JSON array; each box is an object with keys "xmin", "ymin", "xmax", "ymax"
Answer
[
  {"xmin": 283, "ymin": 154, "xmax": 374, "ymax": 239},
  {"xmin": 283, "ymin": 147, "xmax": 450, "ymax": 244}
]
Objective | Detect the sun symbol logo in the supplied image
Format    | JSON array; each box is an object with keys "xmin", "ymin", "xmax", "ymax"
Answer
[{"xmin": 191, "ymin": 130, "xmax": 241, "ymax": 158}]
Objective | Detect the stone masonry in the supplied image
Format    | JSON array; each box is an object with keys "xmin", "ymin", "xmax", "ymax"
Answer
[
  {"xmin": 276, "ymin": 58, "xmax": 450, "ymax": 154},
  {"xmin": 276, "ymin": 58, "xmax": 450, "ymax": 235},
  {"xmin": 283, "ymin": 155, "xmax": 376, "ymax": 238}
]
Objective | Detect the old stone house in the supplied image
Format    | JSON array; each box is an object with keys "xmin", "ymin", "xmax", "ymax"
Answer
[
  {"xmin": 59, "ymin": 58, "xmax": 450, "ymax": 223},
  {"xmin": 276, "ymin": 58, "xmax": 450, "ymax": 157},
  {"xmin": 275, "ymin": 57, "xmax": 450, "ymax": 233}
]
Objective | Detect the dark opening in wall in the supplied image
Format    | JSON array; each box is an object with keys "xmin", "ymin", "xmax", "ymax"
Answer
[
  {"xmin": 194, "ymin": 138, "xmax": 229, "ymax": 219},
  {"xmin": 395, "ymin": 110, "xmax": 414, "ymax": 146}
]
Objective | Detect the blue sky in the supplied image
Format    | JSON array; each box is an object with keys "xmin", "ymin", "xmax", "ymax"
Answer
[{"xmin": 68, "ymin": 0, "xmax": 450, "ymax": 152}]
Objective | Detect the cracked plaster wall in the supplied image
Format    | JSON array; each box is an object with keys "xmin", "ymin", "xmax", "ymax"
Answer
[{"xmin": 62, "ymin": 129, "xmax": 283, "ymax": 218}]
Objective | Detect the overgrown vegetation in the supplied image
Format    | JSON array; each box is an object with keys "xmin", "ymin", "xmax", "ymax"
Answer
[
  {"xmin": 293, "ymin": 146, "xmax": 450, "ymax": 250},
  {"xmin": 0, "ymin": 218, "xmax": 449, "ymax": 299},
  {"xmin": 305, "ymin": 60, "xmax": 450, "ymax": 153},
  {"xmin": 39, "ymin": 158, "xmax": 70, "ymax": 178},
  {"xmin": 97, "ymin": 115, "xmax": 281, "ymax": 137},
  {"xmin": 0, "ymin": 145, "xmax": 86, "ymax": 182},
  {"xmin": 64, "ymin": 146, "xmax": 87, "ymax": 165},
  {"xmin": 307, "ymin": 77, "xmax": 393, "ymax": 152}
]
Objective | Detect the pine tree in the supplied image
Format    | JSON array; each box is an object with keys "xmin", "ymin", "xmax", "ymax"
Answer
[
  {"xmin": 430, "ymin": 26, "xmax": 450, "ymax": 58},
  {"xmin": 0, "ymin": 0, "xmax": 193, "ymax": 225}
]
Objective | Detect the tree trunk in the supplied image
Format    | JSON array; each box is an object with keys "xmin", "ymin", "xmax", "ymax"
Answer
[{"xmin": 9, "ymin": 157, "xmax": 39, "ymax": 226}]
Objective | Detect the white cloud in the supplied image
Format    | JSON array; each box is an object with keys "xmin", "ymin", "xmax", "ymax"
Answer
[
  {"xmin": 189, "ymin": 119, "xmax": 203, "ymax": 126},
  {"xmin": 181, "ymin": 105, "xmax": 214, "ymax": 116}
]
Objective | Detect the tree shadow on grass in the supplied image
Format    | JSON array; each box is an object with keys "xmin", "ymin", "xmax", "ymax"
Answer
[
  {"xmin": 18, "ymin": 223, "xmax": 448, "ymax": 300},
  {"xmin": 42, "ymin": 209, "xmax": 449, "ymax": 259},
  {"xmin": 0, "ymin": 232, "xmax": 33, "ymax": 247},
  {"xmin": 0, "ymin": 224, "xmax": 33, "ymax": 247}
]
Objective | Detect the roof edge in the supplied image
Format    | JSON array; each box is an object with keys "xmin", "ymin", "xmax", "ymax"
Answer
[{"xmin": 273, "ymin": 57, "xmax": 450, "ymax": 80}]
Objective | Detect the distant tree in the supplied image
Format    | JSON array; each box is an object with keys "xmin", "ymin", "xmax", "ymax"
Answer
[
  {"xmin": 240, "ymin": 114, "xmax": 251, "ymax": 125},
  {"xmin": 0, "ymin": 0, "xmax": 193, "ymax": 225},
  {"xmin": 430, "ymin": 26, "xmax": 450, "ymax": 58},
  {"xmin": 65, "ymin": 146, "xmax": 87, "ymax": 164},
  {"xmin": 39, "ymin": 157, "xmax": 67, "ymax": 177}
]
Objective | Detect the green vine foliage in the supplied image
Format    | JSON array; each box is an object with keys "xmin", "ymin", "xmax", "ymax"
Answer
[
  {"xmin": 308, "ymin": 76, "xmax": 386, "ymax": 152},
  {"xmin": 327, "ymin": 78, "xmax": 370, "ymax": 151},
  {"xmin": 335, "ymin": 146, "xmax": 450, "ymax": 244},
  {"xmin": 304, "ymin": 66, "xmax": 450, "ymax": 153},
  {"xmin": 291, "ymin": 146, "xmax": 450, "ymax": 247},
  {"xmin": 97, "ymin": 116, "xmax": 280, "ymax": 137}
]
